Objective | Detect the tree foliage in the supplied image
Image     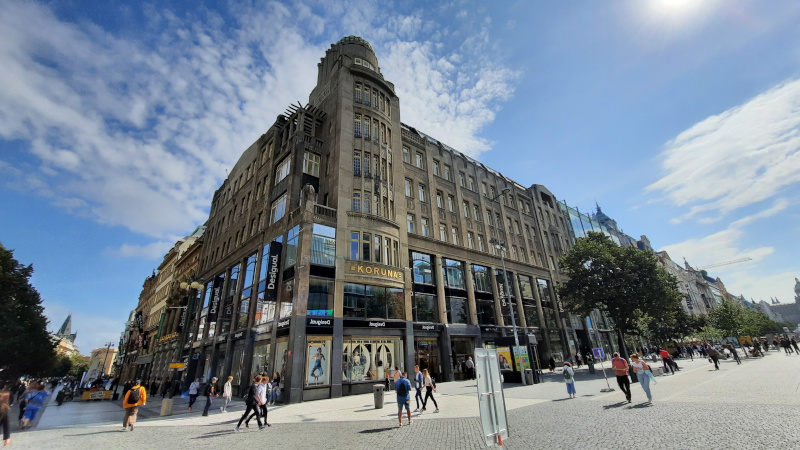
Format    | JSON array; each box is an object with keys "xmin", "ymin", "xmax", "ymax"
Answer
[
  {"xmin": 0, "ymin": 243, "xmax": 57, "ymax": 378},
  {"xmin": 68, "ymin": 353, "xmax": 90, "ymax": 377},
  {"xmin": 557, "ymin": 232, "xmax": 683, "ymax": 339},
  {"xmin": 707, "ymin": 298, "xmax": 787, "ymax": 340}
]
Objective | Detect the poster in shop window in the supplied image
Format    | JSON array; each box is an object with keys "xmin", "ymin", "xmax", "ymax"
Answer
[
  {"xmin": 306, "ymin": 339, "xmax": 331, "ymax": 387},
  {"xmin": 496, "ymin": 347, "xmax": 513, "ymax": 372}
]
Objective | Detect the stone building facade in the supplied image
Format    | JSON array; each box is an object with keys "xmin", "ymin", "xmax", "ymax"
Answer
[{"xmin": 185, "ymin": 36, "xmax": 580, "ymax": 404}]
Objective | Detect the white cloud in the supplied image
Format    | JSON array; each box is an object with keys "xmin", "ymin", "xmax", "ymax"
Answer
[
  {"xmin": 116, "ymin": 241, "xmax": 176, "ymax": 260},
  {"xmin": 0, "ymin": 0, "xmax": 518, "ymax": 243},
  {"xmin": 646, "ymin": 79, "xmax": 800, "ymax": 224}
]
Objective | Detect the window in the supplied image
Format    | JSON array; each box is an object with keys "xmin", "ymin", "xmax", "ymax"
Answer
[
  {"xmin": 443, "ymin": 259, "xmax": 466, "ymax": 289},
  {"xmin": 363, "ymin": 116, "xmax": 370, "ymax": 140},
  {"xmin": 463, "ymin": 201, "xmax": 470, "ymax": 218},
  {"xmin": 363, "ymin": 85, "xmax": 370, "ymax": 105},
  {"xmin": 311, "ymin": 224, "xmax": 336, "ymax": 266},
  {"xmin": 486, "ymin": 210, "xmax": 493, "ymax": 224},
  {"xmin": 411, "ymin": 252, "xmax": 434, "ymax": 284},
  {"xmin": 478, "ymin": 235, "xmax": 485, "ymax": 252},
  {"xmin": 415, "ymin": 152, "xmax": 423, "ymax": 168},
  {"xmin": 446, "ymin": 297, "xmax": 468, "ymax": 324},
  {"xmin": 343, "ymin": 283, "xmax": 404, "ymax": 320},
  {"xmin": 350, "ymin": 232, "xmax": 359, "ymax": 260},
  {"xmin": 307, "ymin": 278, "xmax": 334, "ymax": 316},
  {"xmin": 448, "ymin": 195, "xmax": 455, "ymax": 212},
  {"xmin": 436, "ymin": 191, "xmax": 444, "ymax": 209},
  {"xmin": 405, "ymin": 179, "xmax": 413, "ymax": 197},
  {"xmin": 481, "ymin": 183, "xmax": 488, "ymax": 196},
  {"xmin": 451, "ymin": 227, "xmax": 459, "ymax": 245},
  {"xmin": 439, "ymin": 225, "xmax": 447, "ymax": 242},
  {"xmin": 418, "ymin": 184, "xmax": 426, "ymax": 202},
  {"xmin": 472, "ymin": 265, "xmax": 492, "ymax": 292},
  {"xmin": 511, "ymin": 246, "xmax": 518, "ymax": 260},
  {"xmin": 433, "ymin": 160, "xmax": 440, "ymax": 176},
  {"xmin": 525, "ymin": 224, "xmax": 531, "ymax": 239},
  {"xmin": 303, "ymin": 152, "xmax": 320, "ymax": 177},
  {"xmin": 506, "ymin": 217, "xmax": 513, "ymax": 232},
  {"xmin": 468, "ymin": 176, "xmax": 475, "ymax": 191},
  {"xmin": 353, "ymin": 151, "xmax": 361, "ymax": 176},
  {"xmin": 473, "ymin": 205, "xmax": 481, "ymax": 221},
  {"xmin": 352, "ymin": 191, "xmax": 361, "ymax": 212},
  {"xmin": 421, "ymin": 218, "xmax": 430, "ymax": 237},
  {"xmin": 354, "ymin": 82, "xmax": 362, "ymax": 103},
  {"xmin": 270, "ymin": 193, "xmax": 287, "ymax": 224},
  {"xmin": 459, "ymin": 172, "xmax": 466, "ymax": 187},
  {"xmin": 362, "ymin": 233, "xmax": 371, "ymax": 261},
  {"xmin": 467, "ymin": 232, "xmax": 475, "ymax": 249},
  {"xmin": 403, "ymin": 147, "xmax": 410, "ymax": 163},
  {"xmin": 275, "ymin": 158, "xmax": 291, "ymax": 185},
  {"xmin": 515, "ymin": 220, "xmax": 522, "ymax": 235},
  {"xmin": 407, "ymin": 214, "xmax": 415, "ymax": 233},
  {"xmin": 363, "ymin": 193, "xmax": 371, "ymax": 214},
  {"xmin": 414, "ymin": 293, "xmax": 437, "ymax": 323},
  {"xmin": 444, "ymin": 165, "xmax": 451, "ymax": 181},
  {"xmin": 354, "ymin": 114, "xmax": 362, "ymax": 137},
  {"xmin": 373, "ymin": 235, "xmax": 382, "ymax": 263}
]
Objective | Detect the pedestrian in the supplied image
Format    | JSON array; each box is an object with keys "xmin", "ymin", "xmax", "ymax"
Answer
[
  {"xmin": 728, "ymin": 345, "xmax": 741, "ymax": 365},
  {"xmin": 792, "ymin": 338, "xmax": 800, "ymax": 354},
  {"xmin": 465, "ymin": 356, "xmax": 475, "ymax": 380},
  {"xmin": 161, "ymin": 378, "xmax": 172, "ymax": 398},
  {"xmin": 245, "ymin": 376, "xmax": 270, "ymax": 428},
  {"xmin": 20, "ymin": 384, "xmax": 49, "ymax": 429},
  {"xmin": 773, "ymin": 338, "xmax": 780, "ymax": 351},
  {"xmin": 122, "ymin": 380, "xmax": 146, "ymax": 431},
  {"xmin": 269, "ymin": 372, "xmax": 281, "ymax": 405},
  {"xmin": 1, "ymin": 391, "xmax": 11, "ymax": 447},
  {"xmin": 188, "ymin": 378, "xmax": 200, "ymax": 411},
  {"xmin": 562, "ymin": 362, "xmax": 576, "ymax": 399},
  {"xmin": 629, "ymin": 353, "xmax": 654, "ymax": 404},
  {"xmin": 221, "ymin": 376, "xmax": 233, "ymax": 413},
  {"xmin": 575, "ymin": 353, "xmax": 583, "ymax": 369},
  {"xmin": 235, "ymin": 375, "xmax": 263, "ymax": 432},
  {"xmin": 413, "ymin": 365, "xmax": 424, "ymax": 412},
  {"xmin": 610, "ymin": 352, "xmax": 632, "ymax": 403},
  {"xmin": 122, "ymin": 380, "xmax": 131, "ymax": 399},
  {"xmin": 706, "ymin": 344, "xmax": 720, "ymax": 370},
  {"xmin": 658, "ymin": 348, "xmax": 675, "ymax": 375},
  {"xmin": 548, "ymin": 356, "xmax": 556, "ymax": 372},
  {"xmin": 393, "ymin": 366, "xmax": 401, "ymax": 386},
  {"xmin": 202, "ymin": 377, "xmax": 218, "ymax": 416},
  {"xmin": 395, "ymin": 371, "xmax": 413, "ymax": 427},
  {"xmin": 17, "ymin": 390, "xmax": 27, "ymax": 428},
  {"xmin": 421, "ymin": 368, "xmax": 439, "ymax": 412}
]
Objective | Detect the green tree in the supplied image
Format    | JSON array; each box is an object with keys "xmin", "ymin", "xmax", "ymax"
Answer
[
  {"xmin": 0, "ymin": 243, "xmax": 57, "ymax": 378},
  {"xmin": 557, "ymin": 232, "xmax": 683, "ymax": 356},
  {"xmin": 707, "ymin": 298, "xmax": 745, "ymax": 339},
  {"xmin": 53, "ymin": 355, "xmax": 73, "ymax": 377},
  {"xmin": 68, "ymin": 353, "xmax": 90, "ymax": 377}
]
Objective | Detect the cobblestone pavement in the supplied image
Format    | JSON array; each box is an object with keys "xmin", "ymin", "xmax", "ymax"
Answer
[{"xmin": 14, "ymin": 350, "xmax": 800, "ymax": 449}]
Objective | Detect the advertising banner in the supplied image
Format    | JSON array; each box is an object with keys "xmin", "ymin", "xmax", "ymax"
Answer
[
  {"xmin": 496, "ymin": 347, "xmax": 513, "ymax": 371},
  {"xmin": 512, "ymin": 346, "xmax": 531, "ymax": 371},
  {"xmin": 207, "ymin": 274, "xmax": 224, "ymax": 322},
  {"xmin": 265, "ymin": 241, "xmax": 283, "ymax": 306},
  {"xmin": 305, "ymin": 339, "xmax": 331, "ymax": 387}
]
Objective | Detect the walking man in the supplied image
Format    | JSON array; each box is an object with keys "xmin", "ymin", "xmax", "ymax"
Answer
[
  {"xmin": 413, "ymin": 365, "xmax": 424, "ymax": 412},
  {"xmin": 610, "ymin": 352, "xmax": 631, "ymax": 403},
  {"xmin": 235, "ymin": 375, "xmax": 263, "ymax": 432},
  {"xmin": 465, "ymin": 356, "xmax": 475, "ymax": 380},
  {"xmin": 188, "ymin": 378, "xmax": 200, "ymax": 411},
  {"xmin": 706, "ymin": 344, "xmax": 720, "ymax": 370},
  {"xmin": 202, "ymin": 377, "xmax": 218, "ymax": 416},
  {"xmin": 658, "ymin": 348, "xmax": 675, "ymax": 375},
  {"xmin": 122, "ymin": 380, "xmax": 146, "ymax": 431},
  {"xmin": 791, "ymin": 338, "xmax": 800, "ymax": 354},
  {"xmin": 395, "ymin": 372, "xmax": 413, "ymax": 427}
]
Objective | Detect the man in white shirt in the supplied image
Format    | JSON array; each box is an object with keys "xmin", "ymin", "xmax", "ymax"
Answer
[{"xmin": 465, "ymin": 356, "xmax": 475, "ymax": 380}]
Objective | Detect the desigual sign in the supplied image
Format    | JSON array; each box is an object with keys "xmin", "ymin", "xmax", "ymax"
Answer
[{"xmin": 347, "ymin": 263, "xmax": 404, "ymax": 281}]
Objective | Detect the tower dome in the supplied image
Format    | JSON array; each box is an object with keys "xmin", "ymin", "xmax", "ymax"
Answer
[{"xmin": 336, "ymin": 35, "xmax": 374, "ymax": 53}]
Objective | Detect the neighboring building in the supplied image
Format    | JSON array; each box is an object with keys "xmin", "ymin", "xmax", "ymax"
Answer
[
  {"xmin": 52, "ymin": 315, "xmax": 79, "ymax": 356},
  {"xmin": 766, "ymin": 278, "xmax": 800, "ymax": 328},
  {"xmin": 86, "ymin": 347, "xmax": 118, "ymax": 381},
  {"xmin": 655, "ymin": 251, "xmax": 711, "ymax": 316},
  {"xmin": 183, "ymin": 36, "xmax": 577, "ymax": 404}
]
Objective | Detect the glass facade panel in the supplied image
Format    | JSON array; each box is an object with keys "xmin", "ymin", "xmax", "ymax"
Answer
[
  {"xmin": 307, "ymin": 277, "xmax": 334, "ymax": 316},
  {"xmin": 285, "ymin": 225, "xmax": 299, "ymax": 269},
  {"xmin": 413, "ymin": 293, "xmax": 436, "ymax": 322},
  {"xmin": 411, "ymin": 252, "xmax": 434, "ymax": 284},
  {"xmin": 476, "ymin": 299, "xmax": 496, "ymax": 325},
  {"xmin": 518, "ymin": 275, "xmax": 534, "ymax": 299},
  {"xmin": 472, "ymin": 265, "xmax": 492, "ymax": 293},
  {"xmin": 311, "ymin": 224, "xmax": 336, "ymax": 266},
  {"xmin": 446, "ymin": 297, "xmax": 469, "ymax": 324},
  {"xmin": 443, "ymin": 259, "xmax": 466, "ymax": 290},
  {"xmin": 343, "ymin": 283, "xmax": 405, "ymax": 320}
]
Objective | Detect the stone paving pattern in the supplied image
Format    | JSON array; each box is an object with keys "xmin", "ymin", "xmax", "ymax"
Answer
[{"xmin": 14, "ymin": 350, "xmax": 800, "ymax": 449}]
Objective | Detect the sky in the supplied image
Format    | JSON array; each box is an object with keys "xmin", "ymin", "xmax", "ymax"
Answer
[{"xmin": 1, "ymin": 0, "xmax": 799, "ymax": 353}]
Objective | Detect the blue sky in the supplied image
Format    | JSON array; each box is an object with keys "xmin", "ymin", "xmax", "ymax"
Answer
[{"xmin": 1, "ymin": 0, "xmax": 799, "ymax": 353}]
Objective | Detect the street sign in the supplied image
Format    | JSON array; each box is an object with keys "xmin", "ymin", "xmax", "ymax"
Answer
[
  {"xmin": 475, "ymin": 348, "xmax": 509, "ymax": 447},
  {"xmin": 169, "ymin": 363, "xmax": 186, "ymax": 369},
  {"xmin": 592, "ymin": 348, "xmax": 605, "ymax": 359}
]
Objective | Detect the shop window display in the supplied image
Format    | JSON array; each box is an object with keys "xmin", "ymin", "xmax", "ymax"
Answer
[
  {"xmin": 342, "ymin": 338, "xmax": 404, "ymax": 383},
  {"xmin": 306, "ymin": 338, "xmax": 332, "ymax": 387},
  {"xmin": 251, "ymin": 342, "xmax": 272, "ymax": 377}
]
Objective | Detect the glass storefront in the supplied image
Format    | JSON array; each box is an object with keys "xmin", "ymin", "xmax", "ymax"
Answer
[
  {"xmin": 343, "ymin": 283, "xmax": 405, "ymax": 320},
  {"xmin": 251, "ymin": 342, "xmax": 272, "ymax": 377},
  {"xmin": 274, "ymin": 339, "xmax": 289, "ymax": 390},
  {"xmin": 414, "ymin": 338, "xmax": 441, "ymax": 381},
  {"xmin": 446, "ymin": 297, "xmax": 469, "ymax": 324},
  {"xmin": 342, "ymin": 337, "xmax": 405, "ymax": 383},
  {"xmin": 450, "ymin": 338, "xmax": 474, "ymax": 381},
  {"xmin": 230, "ymin": 345, "xmax": 245, "ymax": 395},
  {"xmin": 413, "ymin": 293, "xmax": 436, "ymax": 322}
]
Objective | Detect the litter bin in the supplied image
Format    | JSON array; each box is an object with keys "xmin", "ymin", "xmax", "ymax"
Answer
[
  {"xmin": 524, "ymin": 369, "xmax": 534, "ymax": 385},
  {"xmin": 373, "ymin": 384, "xmax": 385, "ymax": 409}
]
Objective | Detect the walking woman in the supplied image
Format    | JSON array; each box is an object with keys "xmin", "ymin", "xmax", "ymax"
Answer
[
  {"xmin": 20, "ymin": 384, "xmax": 49, "ymax": 429},
  {"xmin": 421, "ymin": 369, "xmax": 439, "ymax": 412},
  {"xmin": 1, "ymin": 391, "xmax": 11, "ymax": 447},
  {"xmin": 630, "ymin": 353, "xmax": 654, "ymax": 403},
  {"xmin": 563, "ymin": 362, "xmax": 576, "ymax": 398},
  {"xmin": 188, "ymin": 378, "xmax": 200, "ymax": 412},
  {"xmin": 221, "ymin": 376, "xmax": 233, "ymax": 413},
  {"xmin": 235, "ymin": 375, "xmax": 263, "ymax": 432}
]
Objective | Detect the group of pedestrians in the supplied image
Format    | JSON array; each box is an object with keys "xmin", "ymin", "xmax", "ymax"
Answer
[
  {"xmin": 395, "ymin": 365, "xmax": 441, "ymax": 427},
  {"xmin": 235, "ymin": 375, "xmax": 273, "ymax": 432}
]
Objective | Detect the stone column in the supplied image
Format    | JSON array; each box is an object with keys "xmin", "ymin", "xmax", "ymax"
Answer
[
  {"xmin": 531, "ymin": 279, "xmax": 552, "ymax": 360},
  {"xmin": 434, "ymin": 255, "xmax": 447, "ymax": 324},
  {"xmin": 490, "ymin": 267, "xmax": 505, "ymax": 327},
  {"xmin": 464, "ymin": 264, "xmax": 479, "ymax": 325},
  {"xmin": 510, "ymin": 272, "xmax": 527, "ymax": 328}
]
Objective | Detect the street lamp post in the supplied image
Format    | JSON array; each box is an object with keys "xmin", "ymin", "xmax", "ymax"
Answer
[
  {"xmin": 101, "ymin": 341, "xmax": 115, "ymax": 379},
  {"xmin": 487, "ymin": 187, "xmax": 526, "ymax": 385}
]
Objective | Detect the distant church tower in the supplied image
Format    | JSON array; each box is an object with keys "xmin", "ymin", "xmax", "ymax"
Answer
[{"xmin": 54, "ymin": 314, "xmax": 77, "ymax": 343}]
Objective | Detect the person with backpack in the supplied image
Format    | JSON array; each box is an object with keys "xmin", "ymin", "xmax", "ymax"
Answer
[
  {"xmin": 235, "ymin": 375, "xmax": 264, "ymax": 432},
  {"xmin": 244, "ymin": 376, "xmax": 271, "ymax": 428},
  {"xmin": 395, "ymin": 372, "xmax": 413, "ymax": 427},
  {"xmin": 413, "ymin": 365, "xmax": 424, "ymax": 411},
  {"xmin": 202, "ymin": 377, "xmax": 218, "ymax": 416},
  {"xmin": 563, "ymin": 362, "xmax": 576, "ymax": 399},
  {"xmin": 630, "ymin": 353, "xmax": 654, "ymax": 403},
  {"xmin": 421, "ymin": 368, "xmax": 439, "ymax": 412},
  {"xmin": 610, "ymin": 352, "xmax": 632, "ymax": 403},
  {"xmin": 188, "ymin": 378, "xmax": 200, "ymax": 412},
  {"xmin": 122, "ymin": 380, "xmax": 146, "ymax": 431},
  {"xmin": 706, "ymin": 344, "xmax": 720, "ymax": 370}
]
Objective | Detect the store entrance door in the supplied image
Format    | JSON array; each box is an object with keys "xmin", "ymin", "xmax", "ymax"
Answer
[
  {"xmin": 450, "ymin": 338, "xmax": 475, "ymax": 381},
  {"xmin": 414, "ymin": 338, "xmax": 441, "ymax": 382}
]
